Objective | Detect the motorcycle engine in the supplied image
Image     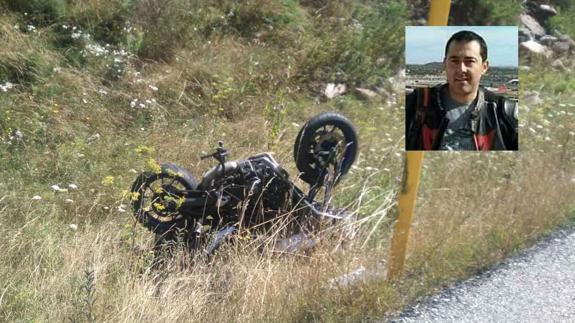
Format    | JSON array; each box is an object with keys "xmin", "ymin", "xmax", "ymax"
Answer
[
  {"xmin": 244, "ymin": 153, "xmax": 292, "ymax": 211},
  {"xmin": 200, "ymin": 153, "xmax": 293, "ymax": 225}
]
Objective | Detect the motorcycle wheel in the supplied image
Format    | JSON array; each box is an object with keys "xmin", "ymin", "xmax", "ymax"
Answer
[
  {"xmin": 294, "ymin": 112, "xmax": 358, "ymax": 185},
  {"xmin": 130, "ymin": 163, "xmax": 197, "ymax": 233}
]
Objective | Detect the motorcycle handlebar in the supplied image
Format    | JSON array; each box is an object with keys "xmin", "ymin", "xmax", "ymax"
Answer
[
  {"xmin": 200, "ymin": 142, "xmax": 228, "ymax": 161},
  {"xmin": 200, "ymin": 153, "xmax": 215, "ymax": 160}
]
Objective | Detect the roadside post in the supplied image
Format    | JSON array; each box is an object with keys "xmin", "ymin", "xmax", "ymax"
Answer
[{"xmin": 387, "ymin": 0, "xmax": 451, "ymax": 280}]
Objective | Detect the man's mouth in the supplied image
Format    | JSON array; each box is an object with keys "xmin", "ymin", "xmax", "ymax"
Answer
[{"xmin": 455, "ymin": 77, "xmax": 469, "ymax": 83}]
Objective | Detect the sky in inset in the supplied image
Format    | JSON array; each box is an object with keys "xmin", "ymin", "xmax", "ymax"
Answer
[{"xmin": 406, "ymin": 26, "xmax": 518, "ymax": 67}]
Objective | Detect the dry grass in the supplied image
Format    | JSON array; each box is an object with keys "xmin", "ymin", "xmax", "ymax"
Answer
[
  {"xmin": 407, "ymin": 151, "xmax": 575, "ymax": 287},
  {"xmin": 0, "ymin": 186, "xmax": 395, "ymax": 322},
  {"xmin": 2, "ymin": 144, "xmax": 572, "ymax": 321}
]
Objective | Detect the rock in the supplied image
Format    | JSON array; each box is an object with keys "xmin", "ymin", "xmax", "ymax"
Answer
[
  {"xmin": 539, "ymin": 35, "xmax": 558, "ymax": 46},
  {"xmin": 558, "ymin": 34, "xmax": 575, "ymax": 42},
  {"xmin": 552, "ymin": 41, "xmax": 571, "ymax": 55},
  {"xmin": 355, "ymin": 87, "xmax": 378, "ymax": 100},
  {"xmin": 528, "ymin": 3, "xmax": 558, "ymax": 23},
  {"xmin": 324, "ymin": 83, "xmax": 346, "ymax": 99},
  {"xmin": 519, "ymin": 26, "xmax": 532, "ymax": 43},
  {"xmin": 520, "ymin": 14, "xmax": 546, "ymax": 39},
  {"xmin": 558, "ymin": 34, "xmax": 575, "ymax": 47},
  {"xmin": 51, "ymin": 184, "xmax": 69, "ymax": 193},
  {"xmin": 9, "ymin": 129, "xmax": 23, "ymax": 141},
  {"xmin": 518, "ymin": 26, "xmax": 533, "ymax": 43},
  {"xmin": 539, "ymin": 4, "xmax": 558, "ymax": 16},
  {"xmin": 523, "ymin": 91, "xmax": 543, "ymax": 105},
  {"xmin": 520, "ymin": 40, "xmax": 552, "ymax": 58},
  {"xmin": 551, "ymin": 59, "xmax": 568, "ymax": 71},
  {"xmin": 273, "ymin": 233, "xmax": 317, "ymax": 253},
  {"xmin": 416, "ymin": 18, "xmax": 427, "ymax": 26},
  {"xmin": 86, "ymin": 133, "xmax": 100, "ymax": 144},
  {"xmin": 0, "ymin": 81, "xmax": 14, "ymax": 92},
  {"xmin": 328, "ymin": 266, "xmax": 366, "ymax": 288}
]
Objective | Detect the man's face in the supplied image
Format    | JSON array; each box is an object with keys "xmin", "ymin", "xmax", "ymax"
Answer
[{"xmin": 443, "ymin": 40, "xmax": 488, "ymax": 103}]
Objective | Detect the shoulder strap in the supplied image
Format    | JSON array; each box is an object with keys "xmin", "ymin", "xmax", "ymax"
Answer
[
  {"xmin": 415, "ymin": 87, "xmax": 430, "ymax": 125},
  {"xmin": 423, "ymin": 87, "xmax": 430, "ymax": 110},
  {"xmin": 484, "ymin": 91, "xmax": 517, "ymax": 121},
  {"xmin": 503, "ymin": 99, "xmax": 517, "ymax": 121}
]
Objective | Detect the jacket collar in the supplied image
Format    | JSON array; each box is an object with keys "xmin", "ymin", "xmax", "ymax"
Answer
[{"xmin": 435, "ymin": 83, "xmax": 486, "ymax": 113}]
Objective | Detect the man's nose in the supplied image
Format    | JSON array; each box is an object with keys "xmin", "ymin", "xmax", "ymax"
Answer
[{"xmin": 456, "ymin": 62, "xmax": 467, "ymax": 72}]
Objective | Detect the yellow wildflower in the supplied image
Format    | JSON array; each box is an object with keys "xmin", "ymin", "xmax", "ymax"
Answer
[
  {"xmin": 102, "ymin": 176, "xmax": 115, "ymax": 185},
  {"xmin": 130, "ymin": 192, "xmax": 140, "ymax": 201},
  {"xmin": 135, "ymin": 145, "xmax": 155, "ymax": 154},
  {"xmin": 146, "ymin": 158, "xmax": 162, "ymax": 174}
]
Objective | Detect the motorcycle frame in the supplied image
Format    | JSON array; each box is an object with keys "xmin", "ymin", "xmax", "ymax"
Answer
[{"xmin": 167, "ymin": 155, "xmax": 345, "ymax": 225}]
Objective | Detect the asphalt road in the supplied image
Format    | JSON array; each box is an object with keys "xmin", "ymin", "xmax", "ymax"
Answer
[{"xmin": 393, "ymin": 225, "xmax": 575, "ymax": 322}]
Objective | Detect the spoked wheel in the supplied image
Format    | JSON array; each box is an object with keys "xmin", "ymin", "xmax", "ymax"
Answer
[
  {"xmin": 130, "ymin": 163, "xmax": 197, "ymax": 233},
  {"xmin": 294, "ymin": 112, "xmax": 358, "ymax": 185}
]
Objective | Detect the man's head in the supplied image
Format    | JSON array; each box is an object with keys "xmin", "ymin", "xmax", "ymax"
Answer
[{"xmin": 443, "ymin": 30, "xmax": 489, "ymax": 103}]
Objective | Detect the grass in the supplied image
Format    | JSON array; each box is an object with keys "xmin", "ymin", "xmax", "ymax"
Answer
[{"xmin": 1, "ymin": 1, "xmax": 574, "ymax": 322}]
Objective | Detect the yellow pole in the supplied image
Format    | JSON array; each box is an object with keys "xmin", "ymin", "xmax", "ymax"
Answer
[
  {"xmin": 388, "ymin": 152, "xmax": 425, "ymax": 279},
  {"xmin": 387, "ymin": 0, "xmax": 451, "ymax": 280},
  {"xmin": 428, "ymin": 0, "xmax": 452, "ymax": 26}
]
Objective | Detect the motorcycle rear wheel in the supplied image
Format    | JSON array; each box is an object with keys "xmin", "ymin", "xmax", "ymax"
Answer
[{"xmin": 294, "ymin": 112, "xmax": 358, "ymax": 185}]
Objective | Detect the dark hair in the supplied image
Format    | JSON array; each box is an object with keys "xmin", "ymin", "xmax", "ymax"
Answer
[{"xmin": 444, "ymin": 30, "xmax": 488, "ymax": 62}]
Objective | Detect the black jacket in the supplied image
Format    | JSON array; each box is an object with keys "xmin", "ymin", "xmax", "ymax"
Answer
[{"xmin": 405, "ymin": 84, "xmax": 518, "ymax": 151}]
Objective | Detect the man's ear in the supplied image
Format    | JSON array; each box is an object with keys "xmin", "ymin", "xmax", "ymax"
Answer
[
  {"xmin": 482, "ymin": 60, "xmax": 489, "ymax": 75},
  {"xmin": 442, "ymin": 58, "xmax": 447, "ymax": 71}
]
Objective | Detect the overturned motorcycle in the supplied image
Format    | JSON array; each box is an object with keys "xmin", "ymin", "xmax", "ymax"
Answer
[{"xmin": 130, "ymin": 112, "xmax": 359, "ymax": 257}]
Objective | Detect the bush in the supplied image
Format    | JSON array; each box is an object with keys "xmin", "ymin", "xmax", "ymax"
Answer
[
  {"xmin": 298, "ymin": 0, "xmax": 406, "ymax": 86},
  {"xmin": 130, "ymin": 0, "xmax": 198, "ymax": 62},
  {"xmin": 549, "ymin": 2, "xmax": 575, "ymax": 38},
  {"xmin": 3, "ymin": 0, "xmax": 67, "ymax": 25},
  {"xmin": 0, "ymin": 18, "xmax": 57, "ymax": 86},
  {"xmin": 449, "ymin": 0, "xmax": 521, "ymax": 25}
]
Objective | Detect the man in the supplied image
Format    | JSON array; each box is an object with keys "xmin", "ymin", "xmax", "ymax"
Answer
[{"xmin": 406, "ymin": 30, "xmax": 518, "ymax": 151}]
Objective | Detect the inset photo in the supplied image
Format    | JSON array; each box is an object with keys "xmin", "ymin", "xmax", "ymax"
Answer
[{"xmin": 405, "ymin": 26, "xmax": 518, "ymax": 151}]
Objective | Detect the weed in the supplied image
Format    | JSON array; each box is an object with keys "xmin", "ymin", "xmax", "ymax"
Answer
[{"xmin": 70, "ymin": 267, "xmax": 97, "ymax": 322}]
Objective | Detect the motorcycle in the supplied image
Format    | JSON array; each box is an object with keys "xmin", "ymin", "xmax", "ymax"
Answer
[{"xmin": 130, "ymin": 112, "xmax": 359, "ymax": 256}]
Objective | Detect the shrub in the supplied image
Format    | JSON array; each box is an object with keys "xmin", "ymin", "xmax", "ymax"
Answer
[
  {"xmin": 549, "ymin": 2, "xmax": 575, "ymax": 38},
  {"xmin": 449, "ymin": 0, "xmax": 521, "ymax": 25},
  {"xmin": 298, "ymin": 0, "xmax": 406, "ymax": 86},
  {"xmin": 3, "ymin": 0, "xmax": 67, "ymax": 26}
]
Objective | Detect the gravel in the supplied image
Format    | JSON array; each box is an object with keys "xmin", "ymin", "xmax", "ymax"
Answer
[{"xmin": 392, "ymin": 225, "xmax": 575, "ymax": 322}]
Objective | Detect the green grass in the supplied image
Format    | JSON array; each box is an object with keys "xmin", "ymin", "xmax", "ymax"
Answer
[{"xmin": 549, "ymin": 1, "xmax": 575, "ymax": 37}]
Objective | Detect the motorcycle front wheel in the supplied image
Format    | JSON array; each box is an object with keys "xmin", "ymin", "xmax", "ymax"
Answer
[{"xmin": 130, "ymin": 163, "xmax": 197, "ymax": 233}]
